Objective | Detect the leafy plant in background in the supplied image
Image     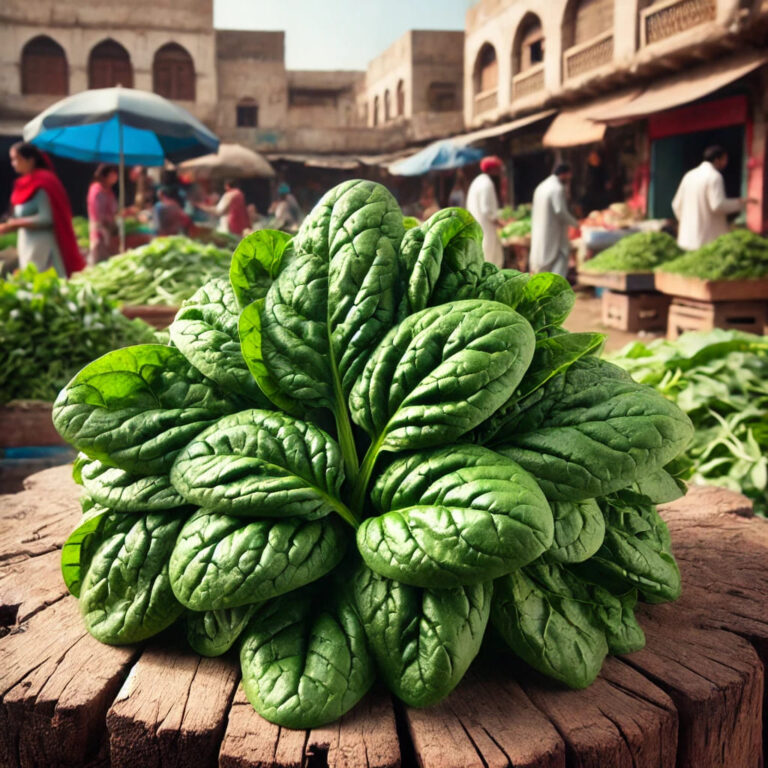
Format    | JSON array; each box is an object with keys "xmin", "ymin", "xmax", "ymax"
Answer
[
  {"xmin": 54, "ymin": 180, "xmax": 693, "ymax": 729},
  {"xmin": 610, "ymin": 329, "xmax": 768, "ymax": 516},
  {"xmin": 657, "ymin": 229, "xmax": 768, "ymax": 280},
  {"xmin": 0, "ymin": 265, "xmax": 156, "ymax": 404},
  {"xmin": 581, "ymin": 231, "xmax": 681, "ymax": 273},
  {"xmin": 69, "ymin": 236, "xmax": 232, "ymax": 306}
]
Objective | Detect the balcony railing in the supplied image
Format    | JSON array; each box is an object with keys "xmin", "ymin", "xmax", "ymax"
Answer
[
  {"xmin": 473, "ymin": 88, "xmax": 498, "ymax": 117},
  {"xmin": 641, "ymin": 0, "xmax": 716, "ymax": 47},
  {"xmin": 563, "ymin": 30, "xmax": 614, "ymax": 81},
  {"xmin": 511, "ymin": 63, "xmax": 545, "ymax": 101}
]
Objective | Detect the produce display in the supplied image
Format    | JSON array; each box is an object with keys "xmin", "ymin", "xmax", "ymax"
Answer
[
  {"xmin": 0, "ymin": 265, "xmax": 156, "ymax": 404},
  {"xmin": 581, "ymin": 231, "xmax": 682, "ymax": 273},
  {"xmin": 499, "ymin": 218, "xmax": 532, "ymax": 238},
  {"xmin": 657, "ymin": 229, "xmax": 768, "ymax": 280},
  {"xmin": 611, "ymin": 329, "xmax": 768, "ymax": 517},
  {"xmin": 0, "ymin": 231, "xmax": 18, "ymax": 251},
  {"xmin": 499, "ymin": 203, "xmax": 532, "ymax": 239},
  {"xmin": 498, "ymin": 203, "xmax": 531, "ymax": 221},
  {"xmin": 70, "ymin": 236, "xmax": 231, "ymax": 306},
  {"xmin": 581, "ymin": 202, "xmax": 641, "ymax": 230},
  {"xmin": 53, "ymin": 180, "xmax": 693, "ymax": 730}
]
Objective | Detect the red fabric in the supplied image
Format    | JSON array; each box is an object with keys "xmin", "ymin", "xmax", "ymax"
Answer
[
  {"xmin": 11, "ymin": 169, "xmax": 85, "ymax": 276},
  {"xmin": 227, "ymin": 189, "xmax": 250, "ymax": 236},
  {"xmin": 480, "ymin": 156, "xmax": 502, "ymax": 173}
]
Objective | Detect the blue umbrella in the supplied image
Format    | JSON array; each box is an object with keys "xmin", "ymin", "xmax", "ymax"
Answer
[
  {"xmin": 23, "ymin": 87, "xmax": 219, "ymax": 249},
  {"xmin": 388, "ymin": 139, "xmax": 484, "ymax": 176}
]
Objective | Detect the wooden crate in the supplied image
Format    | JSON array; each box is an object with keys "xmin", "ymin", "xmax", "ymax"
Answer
[
  {"xmin": 601, "ymin": 290, "xmax": 671, "ymax": 332},
  {"xmin": 667, "ymin": 298, "xmax": 767, "ymax": 340},
  {"xmin": 0, "ymin": 400, "xmax": 65, "ymax": 448},
  {"xmin": 655, "ymin": 272, "xmax": 768, "ymax": 301},
  {"xmin": 578, "ymin": 270, "xmax": 655, "ymax": 292},
  {"xmin": 121, "ymin": 305, "xmax": 178, "ymax": 329}
]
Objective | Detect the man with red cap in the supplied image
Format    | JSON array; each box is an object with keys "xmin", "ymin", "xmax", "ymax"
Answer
[{"xmin": 466, "ymin": 155, "xmax": 504, "ymax": 267}]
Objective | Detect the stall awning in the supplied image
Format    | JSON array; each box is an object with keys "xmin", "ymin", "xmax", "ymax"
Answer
[
  {"xmin": 266, "ymin": 153, "xmax": 362, "ymax": 169},
  {"xmin": 592, "ymin": 52, "xmax": 768, "ymax": 124},
  {"xmin": 452, "ymin": 109, "xmax": 557, "ymax": 147},
  {"xmin": 542, "ymin": 90, "xmax": 640, "ymax": 148}
]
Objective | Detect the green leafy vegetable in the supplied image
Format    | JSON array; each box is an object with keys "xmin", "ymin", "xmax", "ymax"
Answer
[
  {"xmin": 582, "ymin": 231, "xmax": 681, "ymax": 273},
  {"xmin": 229, "ymin": 229, "xmax": 291, "ymax": 308},
  {"xmin": 186, "ymin": 605, "xmax": 258, "ymax": 657}
]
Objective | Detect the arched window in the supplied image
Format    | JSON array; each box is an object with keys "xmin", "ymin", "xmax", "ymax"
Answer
[
  {"xmin": 473, "ymin": 43, "xmax": 498, "ymax": 95},
  {"xmin": 513, "ymin": 13, "xmax": 544, "ymax": 75},
  {"xmin": 373, "ymin": 95, "xmax": 379, "ymax": 127},
  {"xmin": 88, "ymin": 39, "xmax": 133, "ymax": 89},
  {"xmin": 153, "ymin": 43, "xmax": 195, "ymax": 101},
  {"xmin": 384, "ymin": 90, "xmax": 391, "ymax": 122},
  {"xmin": 562, "ymin": 0, "xmax": 614, "ymax": 50},
  {"xmin": 396, "ymin": 80, "xmax": 405, "ymax": 117},
  {"xmin": 21, "ymin": 36, "xmax": 68, "ymax": 95},
  {"xmin": 236, "ymin": 98, "xmax": 258, "ymax": 127}
]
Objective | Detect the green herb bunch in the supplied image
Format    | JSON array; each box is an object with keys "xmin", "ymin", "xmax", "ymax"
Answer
[
  {"xmin": 582, "ymin": 231, "xmax": 681, "ymax": 273},
  {"xmin": 0, "ymin": 265, "xmax": 155, "ymax": 404},
  {"xmin": 54, "ymin": 181, "xmax": 693, "ymax": 729}
]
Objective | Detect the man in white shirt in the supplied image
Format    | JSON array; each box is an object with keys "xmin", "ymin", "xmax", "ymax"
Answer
[
  {"xmin": 672, "ymin": 145, "xmax": 747, "ymax": 250},
  {"xmin": 530, "ymin": 163, "xmax": 579, "ymax": 278},
  {"xmin": 466, "ymin": 156, "xmax": 504, "ymax": 267}
]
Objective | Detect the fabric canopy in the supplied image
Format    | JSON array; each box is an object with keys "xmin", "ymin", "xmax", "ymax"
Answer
[
  {"xmin": 592, "ymin": 52, "xmax": 768, "ymax": 124},
  {"xmin": 542, "ymin": 91, "xmax": 640, "ymax": 148},
  {"xmin": 452, "ymin": 109, "xmax": 557, "ymax": 147},
  {"xmin": 179, "ymin": 143, "xmax": 275, "ymax": 178},
  {"xmin": 388, "ymin": 139, "xmax": 484, "ymax": 176}
]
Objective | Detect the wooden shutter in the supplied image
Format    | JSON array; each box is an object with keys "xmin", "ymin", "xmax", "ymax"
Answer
[
  {"xmin": 21, "ymin": 36, "xmax": 68, "ymax": 95},
  {"xmin": 88, "ymin": 40, "xmax": 133, "ymax": 89},
  {"xmin": 153, "ymin": 44, "xmax": 195, "ymax": 101}
]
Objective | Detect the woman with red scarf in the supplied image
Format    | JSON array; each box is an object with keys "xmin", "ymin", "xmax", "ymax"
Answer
[{"xmin": 0, "ymin": 143, "xmax": 84, "ymax": 277}]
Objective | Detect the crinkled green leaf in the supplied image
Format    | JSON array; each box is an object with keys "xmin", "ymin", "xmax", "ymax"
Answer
[
  {"xmin": 230, "ymin": 229, "xmax": 291, "ymax": 307},
  {"xmin": 79, "ymin": 456, "xmax": 187, "ymax": 511},
  {"xmin": 170, "ymin": 409, "xmax": 351, "ymax": 523},
  {"xmin": 358, "ymin": 445, "xmax": 553, "ymax": 587},
  {"xmin": 169, "ymin": 509, "xmax": 348, "ymax": 610},
  {"xmin": 169, "ymin": 278, "xmax": 271, "ymax": 405},
  {"xmin": 186, "ymin": 605, "xmax": 258, "ymax": 657},
  {"xmin": 604, "ymin": 590, "xmax": 645, "ymax": 654},
  {"xmin": 350, "ymin": 300, "xmax": 536, "ymax": 459},
  {"xmin": 52, "ymin": 344, "xmax": 238, "ymax": 475},
  {"xmin": 474, "ymin": 266, "xmax": 530, "ymax": 308},
  {"xmin": 515, "ymin": 273, "xmax": 574, "ymax": 332},
  {"xmin": 79, "ymin": 510, "xmax": 187, "ymax": 644},
  {"xmin": 240, "ymin": 582, "xmax": 375, "ymax": 729},
  {"xmin": 398, "ymin": 208, "xmax": 484, "ymax": 315},
  {"xmin": 354, "ymin": 563, "xmax": 491, "ymax": 707},
  {"xmin": 61, "ymin": 504, "xmax": 113, "ymax": 597},
  {"xmin": 546, "ymin": 499, "xmax": 605, "ymax": 564},
  {"xmin": 495, "ymin": 358, "xmax": 694, "ymax": 500},
  {"xmin": 627, "ymin": 468, "xmax": 685, "ymax": 505}
]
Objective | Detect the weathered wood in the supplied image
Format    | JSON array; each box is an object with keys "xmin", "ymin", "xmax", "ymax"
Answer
[
  {"xmin": 0, "ymin": 400, "xmax": 67, "ymax": 448},
  {"xmin": 107, "ymin": 643, "xmax": 239, "ymax": 768}
]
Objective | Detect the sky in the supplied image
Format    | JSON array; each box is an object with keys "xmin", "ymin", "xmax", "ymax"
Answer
[{"xmin": 213, "ymin": 0, "xmax": 474, "ymax": 71}]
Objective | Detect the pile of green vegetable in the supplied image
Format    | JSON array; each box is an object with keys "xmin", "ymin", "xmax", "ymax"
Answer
[
  {"xmin": 658, "ymin": 229, "xmax": 768, "ymax": 280},
  {"xmin": 53, "ymin": 180, "xmax": 693, "ymax": 730},
  {"xmin": 611, "ymin": 329, "xmax": 768, "ymax": 516},
  {"xmin": 70, "ymin": 236, "xmax": 231, "ymax": 306},
  {"xmin": 499, "ymin": 218, "xmax": 532, "ymax": 238},
  {"xmin": 498, "ymin": 203, "xmax": 532, "ymax": 221},
  {"xmin": 499, "ymin": 203, "xmax": 532, "ymax": 238},
  {"xmin": 0, "ymin": 231, "xmax": 18, "ymax": 251},
  {"xmin": 582, "ymin": 231, "xmax": 681, "ymax": 273},
  {"xmin": 0, "ymin": 265, "xmax": 155, "ymax": 404}
]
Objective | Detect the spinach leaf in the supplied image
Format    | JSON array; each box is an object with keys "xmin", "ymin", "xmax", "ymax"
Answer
[
  {"xmin": 170, "ymin": 409, "xmax": 354, "ymax": 525},
  {"xmin": 230, "ymin": 229, "xmax": 291, "ymax": 308},
  {"xmin": 398, "ymin": 208, "xmax": 484, "ymax": 315},
  {"xmin": 185, "ymin": 605, "xmax": 258, "ymax": 657},
  {"xmin": 61, "ymin": 504, "xmax": 114, "ymax": 597},
  {"xmin": 52, "ymin": 344, "xmax": 238, "ymax": 475},
  {"xmin": 627, "ymin": 468, "xmax": 685, "ymax": 504},
  {"xmin": 604, "ymin": 590, "xmax": 645, "ymax": 655},
  {"xmin": 79, "ymin": 510, "xmax": 187, "ymax": 644},
  {"xmin": 240, "ymin": 582, "xmax": 375, "ymax": 728},
  {"xmin": 169, "ymin": 279, "xmax": 271, "ymax": 405},
  {"xmin": 354, "ymin": 564, "xmax": 491, "ymax": 707},
  {"xmin": 495, "ymin": 358, "xmax": 694, "ymax": 500},
  {"xmin": 514, "ymin": 273, "xmax": 574, "ymax": 333},
  {"xmin": 546, "ymin": 498, "xmax": 605, "ymax": 564},
  {"xmin": 259, "ymin": 179, "xmax": 405, "ymax": 477},
  {"xmin": 491, "ymin": 561, "xmax": 611, "ymax": 689},
  {"xmin": 358, "ymin": 445, "xmax": 552, "ymax": 587},
  {"xmin": 350, "ymin": 299, "xmax": 535, "ymax": 502},
  {"xmin": 79, "ymin": 456, "xmax": 187, "ymax": 511},
  {"xmin": 169, "ymin": 509, "xmax": 348, "ymax": 610},
  {"xmin": 474, "ymin": 267, "xmax": 530, "ymax": 308}
]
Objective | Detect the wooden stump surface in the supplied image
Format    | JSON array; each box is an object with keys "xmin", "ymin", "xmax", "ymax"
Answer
[{"xmin": 1, "ymin": 466, "xmax": 767, "ymax": 768}]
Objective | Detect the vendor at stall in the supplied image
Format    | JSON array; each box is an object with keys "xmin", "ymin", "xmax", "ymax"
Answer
[
  {"xmin": 466, "ymin": 156, "xmax": 504, "ymax": 268},
  {"xmin": 530, "ymin": 162, "xmax": 579, "ymax": 278},
  {"xmin": 672, "ymin": 145, "xmax": 752, "ymax": 250}
]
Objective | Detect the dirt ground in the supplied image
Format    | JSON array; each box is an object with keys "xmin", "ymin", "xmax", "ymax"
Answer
[{"xmin": 564, "ymin": 291, "xmax": 665, "ymax": 353}]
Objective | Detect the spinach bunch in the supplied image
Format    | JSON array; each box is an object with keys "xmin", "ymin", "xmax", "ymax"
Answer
[
  {"xmin": 581, "ymin": 231, "xmax": 681, "ymax": 273},
  {"xmin": 611, "ymin": 329, "xmax": 768, "ymax": 516},
  {"xmin": 657, "ymin": 229, "xmax": 768, "ymax": 279},
  {"xmin": 54, "ymin": 180, "xmax": 693, "ymax": 729},
  {"xmin": 0, "ymin": 265, "xmax": 156, "ymax": 404}
]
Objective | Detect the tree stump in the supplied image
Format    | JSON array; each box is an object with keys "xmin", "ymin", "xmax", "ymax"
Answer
[{"xmin": 1, "ymin": 467, "xmax": 767, "ymax": 768}]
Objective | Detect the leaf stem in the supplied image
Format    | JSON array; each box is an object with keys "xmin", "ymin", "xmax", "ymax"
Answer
[
  {"xmin": 351, "ymin": 436, "xmax": 384, "ymax": 516},
  {"xmin": 323, "ymin": 493, "xmax": 360, "ymax": 530},
  {"xmin": 334, "ymin": 403, "xmax": 360, "ymax": 486}
]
